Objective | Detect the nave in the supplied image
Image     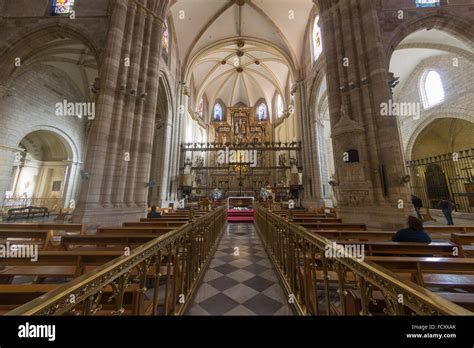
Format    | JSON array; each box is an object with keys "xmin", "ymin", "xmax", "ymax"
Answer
[
  {"xmin": 187, "ymin": 224, "xmax": 293, "ymax": 316},
  {"xmin": 1, "ymin": 204, "xmax": 473, "ymax": 317}
]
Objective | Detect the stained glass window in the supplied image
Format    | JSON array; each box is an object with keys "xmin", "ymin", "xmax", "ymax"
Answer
[
  {"xmin": 313, "ymin": 16, "xmax": 323, "ymax": 61},
  {"xmin": 415, "ymin": 0, "xmax": 440, "ymax": 8},
  {"xmin": 162, "ymin": 21, "xmax": 169, "ymax": 62},
  {"xmin": 421, "ymin": 70, "xmax": 445, "ymax": 109},
  {"xmin": 51, "ymin": 0, "xmax": 76, "ymax": 16},
  {"xmin": 213, "ymin": 103, "xmax": 223, "ymax": 121},
  {"xmin": 277, "ymin": 95, "xmax": 284, "ymax": 118},
  {"xmin": 197, "ymin": 98, "xmax": 204, "ymax": 119},
  {"xmin": 257, "ymin": 103, "xmax": 267, "ymax": 121}
]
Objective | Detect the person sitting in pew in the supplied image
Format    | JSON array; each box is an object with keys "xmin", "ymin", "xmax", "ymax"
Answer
[
  {"xmin": 392, "ymin": 216, "xmax": 432, "ymax": 244},
  {"xmin": 147, "ymin": 206, "xmax": 161, "ymax": 219}
]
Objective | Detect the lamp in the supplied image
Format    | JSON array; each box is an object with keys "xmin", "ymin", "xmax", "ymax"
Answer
[
  {"xmin": 399, "ymin": 175, "xmax": 411, "ymax": 185},
  {"xmin": 80, "ymin": 170, "xmax": 91, "ymax": 180}
]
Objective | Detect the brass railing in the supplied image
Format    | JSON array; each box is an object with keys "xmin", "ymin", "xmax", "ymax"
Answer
[
  {"xmin": 255, "ymin": 206, "xmax": 472, "ymax": 316},
  {"xmin": 6, "ymin": 207, "xmax": 226, "ymax": 316}
]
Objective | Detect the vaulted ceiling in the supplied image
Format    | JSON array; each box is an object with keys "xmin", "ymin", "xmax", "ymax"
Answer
[
  {"xmin": 169, "ymin": 0, "xmax": 314, "ymax": 114},
  {"xmin": 390, "ymin": 29, "xmax": 474, "ymax": 95}
]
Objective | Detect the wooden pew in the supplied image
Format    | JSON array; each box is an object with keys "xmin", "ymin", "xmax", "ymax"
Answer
[
  {"xmin": 123, "ymin": 221, "xmax": 186, "ymax": 228},
  {"xmin": 0, "ymin": 223, "xmax": 84, "ymax": 236},
  {"xmin": 140, "ymin": 217, "xmax": 191, "ymax": 222},
  {"xmin": 451, "ymin": 233, "xmax": 474, "ymax": 257},
  {"xmin": 291, "ymin": 218, "xmax": 342, "ymax": 223},
  {"xmin": 0, "ymin": 230, "xmax": 53, "ymax": 249},
  {"xmin": 367, "ymin": 256, "xmax": 474, "ymax": 290},
  {"xmin": 299, "ymin": 223, "xmax": 367, "ymax": 231},
  {"xmin": 309, "ymin": 230, "xmax": 451, "ymax": 242},
  {"xmin": 61, "ymin": 235, "xmax": 156, "ymax": 250},
  {"xmin": 0, "ymin": 284, "xmax": 151, "ymax": 315},
  {"xmin": 344, "ymin": 289, "xmax": 474, "ymax": 315},
  {"xmin": 0, "ymin": 250, "xmax": 124, "ymax": 283},
  {"xmin": 96, "ymin": 227, "xmax": 176, "ymax": 236},
  {"xmin": 336, "ymin": 240, "xmax": 456, "ymax": 257},
  {"xmin": 425, "ymin": 226, "xmax": 474, "ymax": 233}
]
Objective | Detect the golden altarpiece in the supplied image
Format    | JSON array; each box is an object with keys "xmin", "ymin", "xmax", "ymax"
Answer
[{"xmin": 180, "ymin": 107, "xmax": 302, "ymax": 199}]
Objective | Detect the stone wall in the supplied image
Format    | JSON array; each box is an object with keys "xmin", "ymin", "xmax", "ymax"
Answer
[
  {"xmin": 0, "ymin": 65, "xmax": 86, "ymax": 207},
  {"xmin": 395, "ymin": 55, "xmax": 474, "ymax": 160}
]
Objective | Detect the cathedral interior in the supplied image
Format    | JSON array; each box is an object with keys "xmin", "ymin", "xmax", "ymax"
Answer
[{"xmin": 0, "ymin": 0, "xmax": 474, "ymax": 343}]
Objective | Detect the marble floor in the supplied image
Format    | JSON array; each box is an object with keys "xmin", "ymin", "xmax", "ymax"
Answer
[{"xmin": 186, "ymin": 223, "xmax": 294, "ymax": 316}]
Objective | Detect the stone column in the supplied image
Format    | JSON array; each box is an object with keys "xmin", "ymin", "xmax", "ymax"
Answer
[
  {"xmin": 133, "ymin": 6, "xmax": 167, "ymax": 210},
  {"xmin": 318, "ymin": 0, "xmax": 410, "ymax": 229},
  {"xmin": 74, "ymin": 0, "xmax": 170, "ymax": 226},
  {"xmin": 159, "ymin": 110, "xmax": 173, "ymax": 206},
  {"xmin": 299, "ymin": 80, "xmax": 323, "ymax": 207}
]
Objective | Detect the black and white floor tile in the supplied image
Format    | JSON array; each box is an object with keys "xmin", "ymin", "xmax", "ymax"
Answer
[{"xmin": 186, "ymin": 223, "xmax": 294, "ymax": 316}]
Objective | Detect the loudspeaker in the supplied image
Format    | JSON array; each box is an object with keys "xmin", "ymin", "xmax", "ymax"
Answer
[{"xmin": 290, "ymin": 187, "xmax": 299, "ymax": 199}]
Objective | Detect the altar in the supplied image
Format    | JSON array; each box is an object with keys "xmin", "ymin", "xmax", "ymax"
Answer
[
  {"xmin": 179, "ymin": 105, "xmax": 303, "ymax": 202},
  {"xmin": 227, "ymin": 197, "xmax": 254, "ymax": 222}
]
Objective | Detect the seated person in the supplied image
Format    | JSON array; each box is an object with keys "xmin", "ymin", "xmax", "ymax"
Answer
[
  {"xmin": 392, "ymin": 216, "xmax": 431, "ymax": 244},
  {"xmin": 147, "ymin": 206, "xmax": 161, "ymax": 218}
]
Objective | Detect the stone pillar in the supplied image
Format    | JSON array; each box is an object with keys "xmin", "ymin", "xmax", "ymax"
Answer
[
  {"xmin": 318, "ymin": 0, "xmax": 410, "ymax": 229},
  {"xmin": 73, "ymin": 0, "xmax": 170, "ymax": 227},
  {"xmin": 159, "ymin": 110, "xmax": 173, "ymax": 206},
  {"xmin": 299, "ymin": 80, "xmax": 323, "ymax": 208}
]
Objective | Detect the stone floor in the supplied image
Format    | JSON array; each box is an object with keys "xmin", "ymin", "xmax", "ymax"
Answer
[{"xmin": 186, "ymin": 223, "xmax": 294, "ymax": 316}]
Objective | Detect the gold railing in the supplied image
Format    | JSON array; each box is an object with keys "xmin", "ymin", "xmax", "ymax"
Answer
[
  {"xmin": 5, "ymin": 207, "xmax": 226, "ymax": 316},
  {"xmin": 255, "ymin": 206, "xmax": 472, "ymax": 316}
]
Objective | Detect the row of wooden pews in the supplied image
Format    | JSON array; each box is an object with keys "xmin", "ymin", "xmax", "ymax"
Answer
[
  {"xmin": 0, "ymin": 209, "xmax": 210, "ymax": 315},
  {"xmin": 274, "ymin": 209, "xmax": 474, "ymax": 315}
]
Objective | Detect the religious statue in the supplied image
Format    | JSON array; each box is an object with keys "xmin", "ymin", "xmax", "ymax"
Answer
[
  {"xmin": 234, "ymin": 119, "xmax": 240, "ymax": 134},
  {"xmin": 278, "ymin": 153, "xmax": 287, "ymax": 167},
  {"xmin": 290, "ymin": 157, "xmax": 298, "ymax": 174},
  {"xmin": 184, "ymin": 158, "xmax": 192, "ymax": 174},
  {"xmin": 340, "ymin": 98, "xmax": 350, "ymax": 119}
]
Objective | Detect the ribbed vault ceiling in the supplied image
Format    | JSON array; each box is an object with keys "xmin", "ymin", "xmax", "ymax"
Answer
[{"xmin": 170, "ymin": 0, "xmax": 314, "ymax": 114}]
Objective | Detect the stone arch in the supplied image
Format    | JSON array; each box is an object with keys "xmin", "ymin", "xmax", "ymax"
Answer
[
  {"xmin": 406, "ymin": 114, "xmax": 474, "ymax": 161},
  {"xmin": 149, "ymin": 73, "xmax": 175, "ymax": 206},
  {"xmin": 386, "ymin": 14, "xmax": 474, "ymax": 65},
  {"xmin": 0, "ymin": 24, "xmax": 100, "ymax": 89},
  {"xmin": 4, "ymin": 127, "xmax": 81, "ymax": 210}
]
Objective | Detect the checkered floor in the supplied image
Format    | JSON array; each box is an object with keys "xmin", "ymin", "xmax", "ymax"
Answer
[{"xmin": 186, "ymin": 223, "xmax": 294, "ymax": 316}]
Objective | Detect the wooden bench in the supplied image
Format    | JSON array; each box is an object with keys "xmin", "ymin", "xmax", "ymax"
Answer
[
  {"xmin": 0, "ymin": 229, "xmax": 53, "ymax": 250},
  {"xmin": 0, "ymin": 250, "xmax": 125, "ymax": 283},
  {"xmin": 298, "ymin": 223, "xmax": 367, "ymax": 231},
  {"xmin": 96, "ymin": 227, "xmax": 176, "ymax": 236},
  {"xmin": 122, "ymin": 221, "xmax": 187, "ymax": 228},
  {"xmin": 309, "ymin": 230, "xmax": 451, "ymax": 242},
  {"xmin": 140, "ymin": 217, "xmax": 192, "ymax": 222},
  {"xmin": 336, "ymin": 240, "xmax": 456, "ymax": 257},
  {"xmin": 61, "ymin": 235, "xmax": 156, "ymax": 250},
  {"xmin": 7, "ymin": 206, "xmax": 50, "ymax": 221},
  {"xmin": 425, "ymin": 226, "xmax": 474, "ymax": 233},
  {"xmin": 291, "ymin": 218, "xmax": 342, "ymax": 223},
  {"xmin": 344, "ymin": 289, "xmax": 474, "ymax": 315},
  {"xmin": 0, "ymin": 223, "xmax": 85, "ymax": 236},
  {"xmin": 367, "ymin": 256, "xmax": 474, "ymax": 289},
  {"xmin": 450, "ymin": 233, "xmax": 474, "ymax": 257}
]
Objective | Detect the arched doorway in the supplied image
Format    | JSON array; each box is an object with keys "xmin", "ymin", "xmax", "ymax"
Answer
[
  {"xmin": 4, "ymin": 130, "xmax": 76, "ymax": 213},
  {"xmin": 406, "ymin": 118, "xmax": 474, "ymax": 212}
]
